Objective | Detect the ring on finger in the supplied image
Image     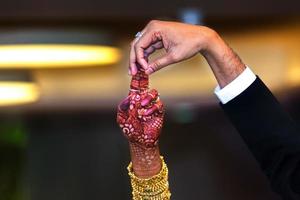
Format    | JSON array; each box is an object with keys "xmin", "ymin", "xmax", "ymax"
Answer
[{"xmin": 135, "ymin": 31, "xmax": 143, "ymax": 38}]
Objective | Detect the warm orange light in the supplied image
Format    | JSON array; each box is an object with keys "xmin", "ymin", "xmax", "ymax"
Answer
[
  {"xmin": 0, "ymin": 44, "xmax": 121, "ymax": 68},
  {"xmin": 0, "ymin": 82, "xmax": 39, "ymax": 106}
]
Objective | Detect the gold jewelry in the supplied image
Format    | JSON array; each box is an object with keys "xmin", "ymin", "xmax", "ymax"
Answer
[{"xmin": 127, "ymin": 156, "xmax": 171, "ymax": 200}]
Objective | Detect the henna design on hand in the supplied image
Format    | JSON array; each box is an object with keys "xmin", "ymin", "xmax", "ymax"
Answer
[{"xmin": 117, "ymin": 69, "xmax": 164, "ymax": 148}]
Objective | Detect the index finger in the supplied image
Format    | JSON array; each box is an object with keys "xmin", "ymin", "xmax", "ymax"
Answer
[
  {"xmin": 129, "ymin": 28, "xmax": 147, "ymax": 75},
  {"xmin": 134, "ymin": 30, "xmax": 162, "ymax": 70}
]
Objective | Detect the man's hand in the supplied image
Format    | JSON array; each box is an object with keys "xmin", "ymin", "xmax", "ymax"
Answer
[
  {"xmin": 130, "ymin": 20, "xmax": 246, "ymax": 88},
  {"xmin": 130, "ymin": 20, "xmax": 214, "ymax": 75}
]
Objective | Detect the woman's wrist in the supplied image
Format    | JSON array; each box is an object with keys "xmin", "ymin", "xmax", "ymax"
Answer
[{"xmin": 129, "ymin": 141, "xmax": 162, "ymax": 178}]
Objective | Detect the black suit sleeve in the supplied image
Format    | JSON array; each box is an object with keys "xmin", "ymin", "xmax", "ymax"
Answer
[{"xmin": 220, "ymin": 77, "xmax": 300, "ymax": 200}]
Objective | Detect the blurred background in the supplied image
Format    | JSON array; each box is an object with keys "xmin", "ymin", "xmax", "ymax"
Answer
[{"xmin": 0, "ymin": 0, "xmax": 300, "ymax": 199}]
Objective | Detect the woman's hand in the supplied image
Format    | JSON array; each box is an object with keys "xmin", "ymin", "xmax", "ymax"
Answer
[
  {"xmin": 116, "ymin": 88, "xmax": 164, "ymax": 148},
  {"xmin": 116, "ymin": 69, "xmax": 164, "ymax": 178}
]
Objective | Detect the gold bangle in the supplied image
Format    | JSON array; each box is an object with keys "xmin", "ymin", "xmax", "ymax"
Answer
[{"xmin": 127, "ymin": 156, "xmax": 171, "ymax": 200}]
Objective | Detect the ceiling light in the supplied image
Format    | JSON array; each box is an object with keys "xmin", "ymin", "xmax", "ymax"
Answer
[
  {"xmin": 0, "ymin": 44, "xmax": 120, "ymax": 68},
  {"xmin": 179, "ymin": 8, "xmax": 204, "ymax": 25},
  {"xmin": 0, "ymin": 71, "xmax": 39, "ymax": 106},
  {"xmin": 0, "ymin": 29, "xmax": 121, "ymax": 68},
  {"xmin": 0, "ymin": 82, "xmax": 39, "ymax": 106}
]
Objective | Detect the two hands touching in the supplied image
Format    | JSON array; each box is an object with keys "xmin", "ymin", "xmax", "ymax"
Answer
[
  {"xmin": 128, "ymin": 20, "xmax": 246, "ymax": 88},
  {"xmin": 116, "ymin": 20, "xmax": 300, "ymax": 200},
  {"xmin": 117, "ymin": 20, "xmax": 246, "ymax": 178}
]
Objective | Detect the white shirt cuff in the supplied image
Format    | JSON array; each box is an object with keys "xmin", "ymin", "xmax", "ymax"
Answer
[{"xmin": 214, "ymin": 66, "xmax": 256, "ymax": 104}]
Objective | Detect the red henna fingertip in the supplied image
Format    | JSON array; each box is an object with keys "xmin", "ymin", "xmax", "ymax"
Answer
[
  {"xmin": 141, "ymin": 89, "xmax": 158, "ymax": 106},
  {"xmin": 118, "ymin": 96, "xmax": 131, "ymax": 111},
  {"xmin": 144, "ymin": 108, "xmax": 154, "ymax": 116}
]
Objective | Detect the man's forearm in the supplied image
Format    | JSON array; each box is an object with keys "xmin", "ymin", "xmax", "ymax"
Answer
[{"xmin": 201, "ymin": 32, "xmax": 246, "ymax": 88}]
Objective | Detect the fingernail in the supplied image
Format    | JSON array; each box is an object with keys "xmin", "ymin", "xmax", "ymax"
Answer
[
  {"xmin": 145, "ymin": 68, "xmax": 153, "ymax": 75},
  {"xmin": 144, "ymin": 108, "xmax": 153, "ymax": 115},
  {"xmin": 132, "ymin": 67, "xmax": 137, "ymax": 75},
  {"xmin": 141, "ymin": 99, "xmax": 149, "ymax": 106},
  {"xmin": 128, "ymin": 69, "xmax": 131, "ymax": 75}
]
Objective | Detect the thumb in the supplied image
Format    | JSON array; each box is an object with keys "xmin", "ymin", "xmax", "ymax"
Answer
[{"xmin": 145, "ymin": 53, "xmax": 174, "ymax": 74}]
